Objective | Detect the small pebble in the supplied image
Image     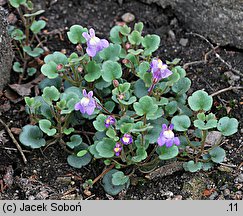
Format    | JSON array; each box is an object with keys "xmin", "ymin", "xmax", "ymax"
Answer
[
  {"xmin": 223, "ymin": 189, "xmax": 230, "ymax": 196},
  {"xmin": 121, "ymin": 12, "xmax": 135, "ymax": 23},
  {"xmin": 172, "ymin": 195, "xmax": 183, "ymax": 200},
  {"xmin": 168, "ymin": 30, "xmax": 176, "ymax": 41},
  {"xmin": 179, "ymin": 38, "xmax": 188, "ymax": 46},
  {"xmin": 209, "ymin": 191, "xmax": 218, "ymax": 200},
  {"xmin": 0, "ymin": 0, "xmax": 7, "ymax": 6}
]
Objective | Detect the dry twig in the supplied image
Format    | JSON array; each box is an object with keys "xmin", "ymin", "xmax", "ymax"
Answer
[
  {"xmin": 0, "ymin": 118, "xmax": 27, "ymax": 164},
  {"xmin": 210, "ymin": 86, "xmax": 243, "ymax": 97}
]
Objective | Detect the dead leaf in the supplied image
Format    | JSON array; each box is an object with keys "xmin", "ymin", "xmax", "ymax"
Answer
[
  {"xmin": 9, "ymin": 83, "xmax": 32, "ymax": 96},
  {"xmin": 0, "ymin": 129, "xmax": 9, "ymax": 145},
  {"xmin": 4, "ymin": 88, "xmax": 20, "ymax": 103},
  {"xmin": 203, "ymin": 189, "xmax": 215, "ymax": 197},
  {"xmin": 0, "ymin": 101, "xmax": 11, "ymax": 112},
  {"xmin": 10, "ymin": 127, "xmax": 22, "ymax": 135}
]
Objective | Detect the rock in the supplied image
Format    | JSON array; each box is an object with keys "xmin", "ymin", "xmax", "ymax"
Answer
[
  {"xmin": 0, "ymin": 0, "xmax": 6, "ymax": 6},
  {"xmin": 224, "ymin": 71, "xmax": 240, "ymax": 85},
  {"xmin": 205, "ymin": 131, "xmax": 223, "ymax": 146},
  {"xmin": 172, "ymin": 195, "xmax": 183, "ymax": 200},
  {"xmin": 179, "ymin": 38, "xmax": 188, "ymax": 46},
  {"xmin": 209, "ymin": 191, "xmax": 218, "ymax": 200},
  {"xmin": 235, "ymin": 173, "xmax": 243, "ymax": 183},
  {"xmin": 223, "ymin": 189, "xmax": 230, "ymax": 196},
  {"xmin": 217, "ymin": 165, "xmax": 233, "ymax": 173},
  {"xmin": 0, "ymin": 7, "xmax": 14, "ymax": 90},
  {"xmin": 138, "ymin": 0, "xmax": 243, "ymax": 49},
  {"xmin": 168, "ymin": 30, "xmax": 176, "ymax": 41},
  {"xmin": 121, "ymin": 12, "xmax": 135, "ymax": 23}
]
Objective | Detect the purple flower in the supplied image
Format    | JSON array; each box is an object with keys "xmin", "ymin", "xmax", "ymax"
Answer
[
  {"xmin": 104, "ymin": 116, "xmax": 116, "ymax": 128},
  {"xmin": 121, "ymin": 133, "xmax": 133, "ymax": 145},
  {"xmin": 150, "ymin": 59, "xmax": 173, "ymax": 83},
  {"xmin": 82, "ymin": 28, "xmax": 109, "ymax": 57},
  {"xmin": 157, "ymin": 124, "xmax": 180, "ymax": 148},
  {"xmin": 74, "ymin": 89, "xmax": 96, "ymax": 115},
  {"xmin": 114, "ymin": 143, "xmax": 122, "ymax": 156}
]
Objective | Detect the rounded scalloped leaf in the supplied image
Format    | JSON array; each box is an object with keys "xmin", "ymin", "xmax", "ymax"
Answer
[
  {"xmin": 188, "ymin": 90, "xmax": 213, "ymax": 111},
  {"xmin": 42, "ymin": 86, "xmax": 60, "ymax": 105},
  {"xmin": 66, "ymin": 135, "xmax": 82, "ymax": 149},
  {"xmin": 102, "ymin": 169, "xmax": 129, "ymax": 195},
  {"xmin": 39, "ymin": 119, "xmax": 57, "ymax": 136},
  {"xmin": 30, "ymin": 20, "xmax": 46, "ymax": 34},
  {"xmin": 133, "ymin": 96, "xmax": 158, "ymax": 116},
  {"xmin": 84, "ymin": 61, "xmax": 101, "ymax": 82},
  {"xmin": 41, "ymin": 61, "xmax": 59, "ymax": 79},
  {"xmin": 209, "ymin": 146, "xmax": 226, "ymax": 163},
  {"xmin": 128, "ymin": 30, "xmax": 143, "ymax": 45},
  {"xmin": 109, "ymin": 26, "xmax": 122, "ymax": 44},
  {"xmin": 19, "ymin": 125, "xmax": 46, "ymax": 149},
  {"xmin": 96, "ymin": 138, "xmax": 116, "ymax": 158},
  {"xmin": 93, "ymin": 114, "xmax": 107, "ymax": 132},
  {"xmin": 112, "ymin": 171, "xmax": 129, "ymax": 186},
  {"xmin": 99, "ymin": 44, "xmax": 121, "ymax": 61},
  {"xmin": 23, "ymin": 46, "xmax": 44, "ymax": 57},
  {"xmin": 11, "ymin": 29, "xmax": 26, "ymax": 41},
  {"xmin": 13, "ymin": 62, "xmax": 23, "ymax": 73},
  {"xmin": 44, "ymin": 52, "xmax": 68, "ymax": 65},
  {"xmin": 9, "ymin": 0, "xmax": 26, "ymax": 8},
  {"xmin": 142, "ymin": 34, "xmax": 160, "ymax": 56},
  {"xmin": 183, "ymin": 161, "xmax": 202, "ymax": 172},
  {"xmin": 171, "ymin": 115, "xmax": 191, "ymax": 131},
  {"xmin": 217, "ymin": 117, "xmax": 238, "ymax": 136},
  {"xmin": 172, "ymin": 77, "xmax": 191, "ymax": 95},
  {"xmin": 67, "ymin": 143, "xmax": 92, "ymax": 168},
  {"xmin": 101, "ymin": 60, "xmax": 122, "ymax": 82},
  {"xmin": 157, "ymin": 145, "xmax": 179, "ymax": 160},
  {"xmin": 67, "ymin": 25, "xmax": 88, "ymax": 44}
]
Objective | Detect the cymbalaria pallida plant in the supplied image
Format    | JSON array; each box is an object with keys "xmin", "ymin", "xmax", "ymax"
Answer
[{"xmin": 20, "ymin": 22, "xmax": 239, "ymax": 195}]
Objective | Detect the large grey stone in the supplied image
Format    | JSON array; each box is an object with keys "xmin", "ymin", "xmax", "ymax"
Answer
[
  {"xmin": 0, "ymin": 7, "xmax": 13, "ymax": 90},
  {"xmin": 139, "ymin": 0, "xmax": 243, "ymax": 49}
]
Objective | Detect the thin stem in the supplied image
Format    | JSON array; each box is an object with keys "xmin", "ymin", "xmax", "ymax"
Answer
[{"xmin": 92, "ymin": 164, "xmax": 115, "ymax": 185}]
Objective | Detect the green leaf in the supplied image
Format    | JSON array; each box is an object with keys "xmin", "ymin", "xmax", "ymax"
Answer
[
  {"xmin": 171, "ymin": 115, "xmax": 191, "ymax": 131},
  {"xmin": 39, "ymin": 77, "xmax": 62, "ymax": 91},
  {"xmin": 104, "ymin": 101, "xmax": 115, "ymax": 112},
  {"xmin": 112, "ymin": 171, "xmax": 129, "ymax": 186},
  {"xmin": 9, "ymin": 0, "xmax": 26, "ymax": 8},
  {"xmin": 84, "ymin": 61, "xmax": 101, "ymax": 82},
  {"xmin": 109, "ymin": 26, "xmax": 122, "ymax": 44},
  {"xmin": 120, "ymin": 123, "xmax": 134, "ymax": 134},
  {"xmin": 209, "ymin": 147, "xmax": 226, "ymax": 163},
  {"xmin": 77, "ymin": 150, "xmax": 88, "ymax": 157},
  {"xmin": 67, "ymin": 25, "xmax": 88, "ymax": 44},
  {"xmin": 133, "ymin": 96, "xmax": 158, "ymax": 116},
  {"xmin": 24, "ymin": 97, "xmax": 35, "ymax": 107},
  {"xmin": 24, "ymin": 10, "xmax": 45, "ymax": 17},
  {"xmin": 137, "ymin": 61, "xmax": 150, "ymax": 78},
  {"xmin": 27, "ymin": 67, "xmax": 37, "ymax": 76},
  {"xmin": 102, "ymin": 169, "xmax": 129, "ymax": 195},
  {"xmin": 93, "ymin": 114, "xmax": 107, "ymax": 132},
  {"xmin": 183, "ymin": 161, "xmax": 202, "ymax": 172},
  {"xmin": 134, "ymin": 22, "xmax": 144, "ymax": 33},
  {"xmin": 157, "ymin": 145, "xmax": 179, "ymax": 160},
  {"xmin": 188, "ymin": 90, "xmax": 213, "ymax": 112},
  {"xmin": 142, "ymin": 34, "xmax": 160, "ymax": 56},
  {"xmin": 30, "ymin": 20, "xmax": 46, "ymax": 34},
  {"xmin": 101, "ymin": 60, "xmax": 122, "ymax": 82},
  {"xmin": 19, "ymin": 125, "xmax": 46, "ymax": 149},
  {"xmin": 42, "ymin": 86, "xmax": 60, "ymax": 105},
  {"xmin": 67, "ymin": 135, "xmax": 82, "ymax": 149},
  {"xmin": 106, "ymin": 128, "xmax": 118, "ymax": 140},
  {"xmin": 217, "ymin": 117, "xmax": 238, "ymax": 136},
  {"xmin": 99, "ymin": 44, "xmax": 121, "ymax": 61},
  {"xmin": 39, "ymin": 119, "xmax": 57, "ymax": 136},
  {"xmin": 120, "ymin": 25, "xmax": 131, "ymax": 36},
  {"xmin": 41, "ymin": 61, "xmax": 59, "ymax": 79},
  {"xmin": 11, "ymin": 29, "xmax": 25, "ymax": 40},
  {"xmin": 13, "ymin": 62, "xmax": 23, "ymax": 73},
  {"xmin": 96, "ymin": 138, "xmax": 116, "ymax": 158},
  {"xmin": 172, "ymin": 77, "xmax": 191, "ymax": 95},
  {"xmin": 134, "ymin": 79, "xmax": 148, "ymax": 98},
  {"xmin": 23, "ymin": 46, "xmax": 44, "ymax": 57},
  {"xmin": 128, "ymin": 30, "xmax": 142, "ymax": 45},
  {"xmin": 132, "ymin": 147, "xmax": 147, "ymax": 162},
  {"xmin": 128, "ymin": 49, "xmax": 143, "ymax": 55},
  {"xmin": 165, "ymin": 101, "xmax": 178, "ymax": 115},
  {"xmin": 67, "ymin": 143, "xmax": 91, "ymax": 168},
  {"xmin": 63, "ymin": 128, "xmax": 75, "ymax": 135}
]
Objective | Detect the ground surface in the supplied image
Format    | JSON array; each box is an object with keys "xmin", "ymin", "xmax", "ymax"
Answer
[{"xmin": 0, "ymin": 0, "xmax": 242, "ymax": 200}]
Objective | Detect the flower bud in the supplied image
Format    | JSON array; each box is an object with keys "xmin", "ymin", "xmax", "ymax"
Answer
[
  {"xmin": 56, "ymin": 64, "xmax": 63, "ymax": 71},
  {"xmin": 122, "ymin": 59, "xmax": 129, "ymax": 64},
  {"xmin": 118, "ymin": 94, "xmax": 125, "ymax": 100},
  {"xmin": 113, "ymin": 80, "xmax": 119, "ymax": 88},
  {"xmin": 77, "ymin": 66, "xmax": 83, "ymax": 73},
  {"xmin": 76, "ymin": 44, "xmax": 83, "ymax": 52},
  {"xmin": 125, "ymin": 43, "xmax": 131, "ymax": 50}
]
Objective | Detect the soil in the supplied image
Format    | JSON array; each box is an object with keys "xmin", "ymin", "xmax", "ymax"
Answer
[{"xmin": 0, "ymin": 0, "xmax": 242, "ymax": 200}]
